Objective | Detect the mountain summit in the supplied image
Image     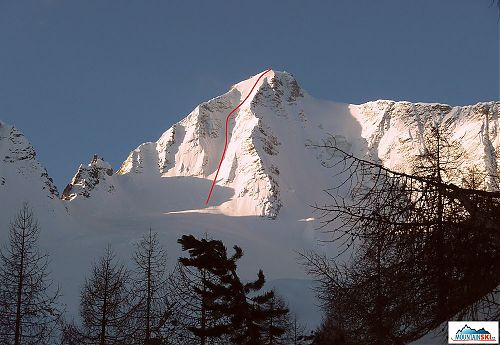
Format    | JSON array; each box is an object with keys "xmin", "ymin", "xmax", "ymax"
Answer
[
  {"xmin": 61, "ymin": 70, "xmax": 368, "ymax": 219},
  {"xmin": 61, "ymin": 70, "xmax": 499, "ymax": 220},
  {"xmin": 0, "ymin": 121, "xmax": 60, "ymax": 212}
]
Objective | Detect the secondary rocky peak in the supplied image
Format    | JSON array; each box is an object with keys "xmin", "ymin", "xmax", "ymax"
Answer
[
  {"xmin": 1, "ymin": 122, "xmax": 36, "ymax": 163},
  {"xmin": 0, "ymin": 121, "xmax": 58, "ymax": 197},
  {"xmin": 90, "ymin": 154, "xmax": 113, "ymax": 175},
  {"xmin": 62, "ymin": 155, "xmax": 114, "ymax": 201}
]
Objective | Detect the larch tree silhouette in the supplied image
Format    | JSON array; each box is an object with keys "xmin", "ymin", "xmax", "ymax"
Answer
[{"xmin": 0, "ymin": 203, "xmax": 63, "ymax": 345}]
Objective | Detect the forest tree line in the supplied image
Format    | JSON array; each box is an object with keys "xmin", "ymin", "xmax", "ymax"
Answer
[{"xmin": 0, "ymin": 204, "xmax": 311, "ymax": 345}]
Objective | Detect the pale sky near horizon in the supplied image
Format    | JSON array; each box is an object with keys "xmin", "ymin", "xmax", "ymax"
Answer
[{"xmin": 0, "ymin": 0, "xmax": 498, "ymax": 188}]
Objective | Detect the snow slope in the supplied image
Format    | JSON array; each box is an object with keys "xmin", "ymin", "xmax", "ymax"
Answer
[{"xmin": 0, "ymin": 70, "xmax": 498, "ymax": 334}]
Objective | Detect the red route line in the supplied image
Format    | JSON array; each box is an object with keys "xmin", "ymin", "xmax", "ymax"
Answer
[{"xmin": 205, "ymin": 68, "xmax": 272, "ymax": 205}]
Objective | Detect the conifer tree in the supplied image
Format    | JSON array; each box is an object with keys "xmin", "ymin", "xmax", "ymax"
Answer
[
  {"xmin": 130, "ymin": 229, "xmax": 173, "ymax": 344},
  {"xmin": 260, "ymin": 292, "xmax": 290, "ymax": 345},
  {"xmin": 0, "ymin": 203, "xmax": 63, "ymax": 345},
  {"xmin": 173, "ymin": 235, "xmax": 233, "ymax": 344},
  {"xmin": 177, "ymin": 234, "xmax": 290, "ymax": 345},
  {"xmin": 79, "ymin": 245, "xmax": 132, "ymax": 345},
  {"xmin": 287, "ymin": 313, "xmax": 311, "ymax": 345}
]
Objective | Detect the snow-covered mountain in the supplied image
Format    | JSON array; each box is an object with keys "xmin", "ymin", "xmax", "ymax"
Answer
[
  {"xmin": 0, "ymin": 70, "xmax": 498, "ymax": 333},
  {"xmin": 58, "ymin": 71, "xmax": 500, "ymax": 220},
  {"xmin": 61, "ymin": 71, "xmax": 367, "ymax": 220},
  {"xmin": 0, "ymin": 121, "xmax": 59, "ymax": 199},
  {"xmin": 0, "ymin": 120, "xmax": 66, "ymax": 223}
]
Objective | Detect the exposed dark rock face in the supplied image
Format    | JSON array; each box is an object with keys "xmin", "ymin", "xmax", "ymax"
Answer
[{"xmin": 61, "ymin": 155, "xmax": 114, "ymax": 201}]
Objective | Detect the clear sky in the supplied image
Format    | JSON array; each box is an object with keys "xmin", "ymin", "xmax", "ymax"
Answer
[{"xmin": 1, "ymin": 0, "xmax": 498, "ymax": 189}]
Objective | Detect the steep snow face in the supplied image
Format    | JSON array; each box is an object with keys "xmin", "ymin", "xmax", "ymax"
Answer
[
  {"xmin": 115, "ymin": 71, "xmax": 291, "ymax": 218},
  {"xmin": 87, "ymin": 70, "xmax": 365, "ymax": 219}
]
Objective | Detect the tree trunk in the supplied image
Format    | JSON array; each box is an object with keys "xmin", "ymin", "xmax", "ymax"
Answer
[
  {"xmin": 269, "ymin": 300, "xmax": 274, "ymax": 345},
  {"xmin": 374, "ymin": 243, "xmax": 384, "ymax": 345},
  {"xmin": 435, "ymin": 137, "xmax": 448, "ymax": 323},
  {"xmin": 200, "ymin": 268, "xmax": 206, "ymax": 345},
  {"xmin": 100, "ymin": 261, "xmax": 109, "ymax": 345},
  {"xmin": 14, "ymin": 228, "xmax": 26, "ymax": 345},
  {"xmin": 146, "ymin": 246, "xmax": 152, "ymax": 341}
]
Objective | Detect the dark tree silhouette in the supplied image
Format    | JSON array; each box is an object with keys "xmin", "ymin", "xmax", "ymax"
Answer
[
  {"xmin": 79, "ymin": 245, "xmax": 133, "ymax": 345},
  {"xmin": 0, "ymin": 203, "xmax": 63, "ymax": 345},
  {"xmin": 260, "ymin": 292, "xmax": 290, "ymax": 345},
  {"xmin": 176, "ymin": 234, "xmax": 290, "ymax": 345},
  {"xmin": 304, "ymin": 126, "xmax": 500, "ymax": 343},
  {"xmin": 130, "ymin": 229, "xmax": 174, "ymax": 344},
  {"xmin": 167, "ymin": 242, "xmax": 230, "ymax": 344},
  {"xmin": 286, "ymin": 313, "xmax": 311, "ymax": 345},
  {"xmin": 309, "ymin": 316, "xmax": 346, "ymax": 345}
]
